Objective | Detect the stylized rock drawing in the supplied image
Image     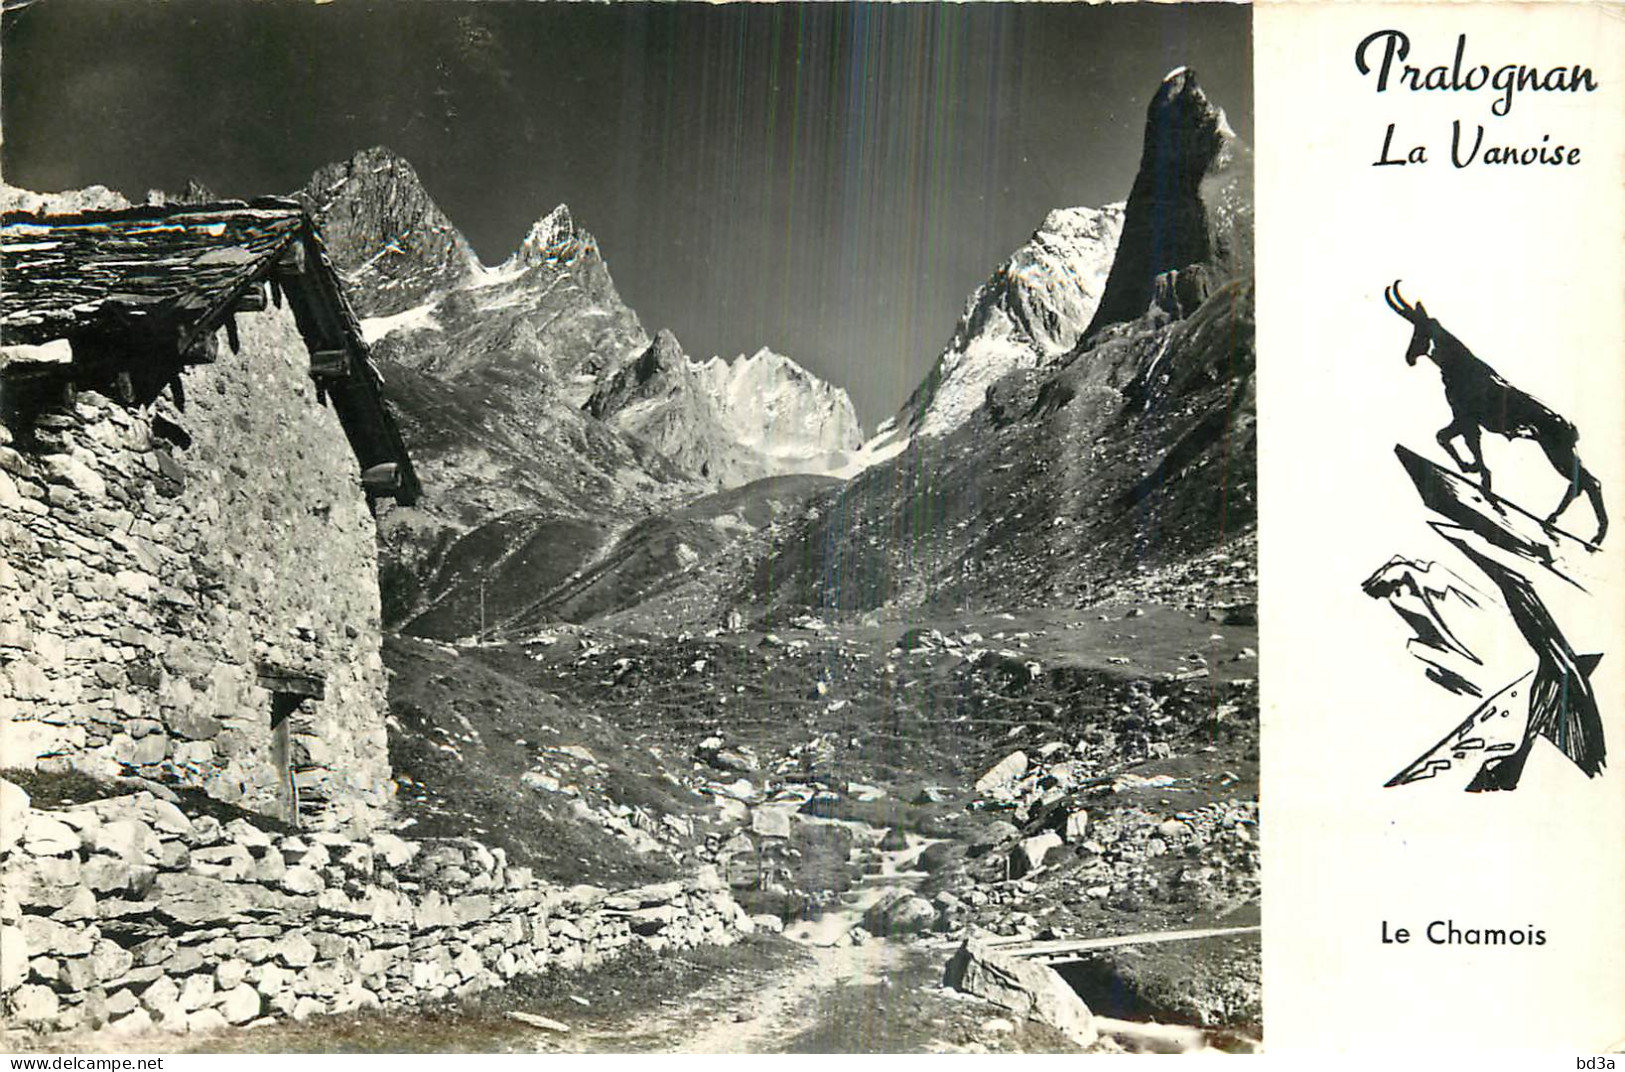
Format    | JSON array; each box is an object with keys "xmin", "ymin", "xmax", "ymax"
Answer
[
  {"xmin": 1361, "ymin": 555, "xmax": 1489, "ymax": 697},
  {"xmin": 1369, "ymin": 282, "xmax": 1608, "ymax": 791}
]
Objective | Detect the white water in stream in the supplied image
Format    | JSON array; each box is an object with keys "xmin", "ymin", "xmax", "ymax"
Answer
[{"xmin": 780, "ymin": 824, "xmax": 942, "ymax": 947}]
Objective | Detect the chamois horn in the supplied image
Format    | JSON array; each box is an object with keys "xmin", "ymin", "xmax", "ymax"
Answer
[{"xmin": 1385, "ymin": 280, "xmax": 1419, "ymax": 321}]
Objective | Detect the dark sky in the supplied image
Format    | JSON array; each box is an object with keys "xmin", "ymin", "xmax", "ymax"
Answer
[{"xmin": 2, "ymin": 1, "xmax": 1251, "ymax": 430}]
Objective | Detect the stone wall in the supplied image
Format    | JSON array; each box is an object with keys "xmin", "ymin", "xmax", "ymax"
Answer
[
  {"xmin": 0, "ymin": 302, "xmax": 392, "ymax": 828},
  {"xmin": 0, "ymin": 779, "xmax": 752, "ymax": 1035}
]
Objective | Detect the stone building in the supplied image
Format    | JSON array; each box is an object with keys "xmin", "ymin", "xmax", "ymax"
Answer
[{"xmin": 0, "ymin": 199, "xmax": 420, "ymax": 830}]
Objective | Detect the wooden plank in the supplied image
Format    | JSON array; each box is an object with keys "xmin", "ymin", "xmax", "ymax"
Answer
[
  {"xmin": 256, "ymin": 665, "xmax": 325, "ymax": 699},
  {"xmin": 360, "ymin": 462, "xmax": 400, "ymax": 493},
  {"xmin": 989, "ymin": 924, "xmax": 1261, "ymax": 962},
  {"xmin": 233, "ymin": 284, "xmax": 268, "ymax": 313},
  {"xmin": 179, "ymin": 322, "xmax": 219, "ymax": 365},
  {"xmin": 309, "ymin": 348, "xmax": 350, "ymax": 380},
  {"xmin": 274, "ymin": 238, "xmax": 307, "ymax": 277}
]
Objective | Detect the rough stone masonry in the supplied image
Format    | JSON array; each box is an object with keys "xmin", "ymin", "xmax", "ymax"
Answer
[
  {"xmin": 0, "ymin": 202, "xmax": 754, "ymax": 1037},
  {"xmin": 0, "ymin": 777, "xmax": 753, "ymax": 1035},
  {"xmin": 0, "ymin": 306, "xmax": 393, "ymax": 829}
]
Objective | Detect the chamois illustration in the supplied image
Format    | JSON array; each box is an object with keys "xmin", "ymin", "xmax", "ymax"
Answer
[{"xmin": 1385, "ymin": 281, "xmax": 1607, "ymax": 546}]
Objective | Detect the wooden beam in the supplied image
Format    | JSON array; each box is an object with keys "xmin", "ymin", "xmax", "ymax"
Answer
[
  {"xmin": 256, "ymin": 665, "xmax": 325, "ymax": 700},
  {"xmin": 309, "ymin": 348, "xmax": 350, "ymax": 380},
  {"xmin": 274, "ymin": 239, "xmax": 308, "ymax": 277},
  {"xmin": 178, "ymin": 321, "xmax": 219, "ymax": 365},
  {"xmin": 233, "ymin": 284, "xmax": 268, "ymax": 313},
  {"xmin": 989, "ymin": 925, "xmax": 1262, "ymax": 963},
  {"xmin": 360, "ymin": 462, "xmax": 401, "ymax": 494}
]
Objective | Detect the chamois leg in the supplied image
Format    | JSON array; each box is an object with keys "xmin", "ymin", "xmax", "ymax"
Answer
[
  {"xmin": 1540, "ymin": 437, "xmax": 1608, "ymax": 545},
  {"xmin": 1436, "ymin": 423, "xmax": 1474, "ymax": 474},
  {"xmin": 1584, "ymin": 472, "xmax": 1607, "ymax": 545},
  {"xmin": 1459, "ymin": 425, "xmax": 1501, "ymax": 507}
]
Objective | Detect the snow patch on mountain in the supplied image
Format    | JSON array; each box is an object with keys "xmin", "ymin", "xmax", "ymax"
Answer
[
  {"xmin": 2, "ymin": 183, "xmax": 134, "ymax": 216},
  {"xmin": 891, "ymin": 203, "xmax": 1126, "ymax": 442},
  {"xmin": 301, "ymin": 146, "xmax": 481, "ymax": 317},
  {"xmin": 588, "ymin": 334, "xmax": 864, "ymax": 486},
  {"xmin": 695, "ymin": 346, "xmax": 864, "ymax": 461},
  {"xmin": 359, "ymin": 299, "xmax": 443, "ymax": 344}
]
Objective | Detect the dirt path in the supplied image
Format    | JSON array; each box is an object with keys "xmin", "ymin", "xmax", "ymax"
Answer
[
  {"xmin": 564, "ymin": 829, "xmax": 1083, "ymax": 1054},
  {"xmin": 657, "ymin": 942, "xmax": 903, "ymax": 1053}
]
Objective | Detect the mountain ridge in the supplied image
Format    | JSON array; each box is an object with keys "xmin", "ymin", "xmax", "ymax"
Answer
[{"xmin": 882, "ymin": 202, "xmax": 1126, "ymax": 444}]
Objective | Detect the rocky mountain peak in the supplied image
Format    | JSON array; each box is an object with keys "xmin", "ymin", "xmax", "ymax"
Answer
[
  {"xmin": 585, "ymin": 329, "xmax": 684, "ymax": 421},
  {"xmin": 634, "ymin": 329, "xmax": 684, "ymax": 380},
  {"xmin": 300, "ymin": 145, "xmax": 479, "ymax": 317},
  {"xmin": 1084, "ymin": 67, "xmax": 1248, "ymax": 336},
  {"xmin": 1, "ymin": 183, "xmax": 133, "ymax": 216},
  {"xmin": 881, "ymin": 201, "xmax": 1125, "ymax": 441},
  {"xmin": 586, "ymin": 333, "xmax": 864, "ymax": 485},
  {"xmin": 508, "ymin": 202, "xmax": 592, "ymax": 269},
  {"xmin": 705, "ymin": 347, "xmax": 863, "ymax": 457}
]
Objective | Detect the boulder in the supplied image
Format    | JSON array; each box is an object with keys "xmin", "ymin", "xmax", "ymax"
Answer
[
  {"xmin": 0, "ymin": 779, "xmax": 28, "ymax": 855},
  {"xmin": 105, "ymin": 988, "xmax": 140, "ymax": 1017},
  {"xmin": 280, "ymin": 866, "xmax": 325, "ymax": 896},
  {"xmin": 22, "ymin": 814, "xmax": 80, "ymax": 857},
  {"xmin": 860, "ymin": 889, "xmax": 938, "ymax": 938},
  {"xmin": 750, "ymin": 808, "xmax": 792, "ymax": 840},
  {"xmin": 709, "ymin": 749, "xmax": 758, "ymax": 775},
  {"xmin": 177, "ymin": 972, "xmax": 214, "ymax": 1012},
  {"xmin": 1063, "ymin": 810, "xmax": 1091, "ymax": 843},
  {"xmin": 91, "ymin": 940, "xmax": 133, "ymax": 983},
  {"xmin": 974, "ymin": 751, "xmax": 1029, "ymax": 796},
  {"xmin": 1009, "ymin": 831, "xmax": 1064, "ymax": 878},
  {"xmin": 917, "ymin": 841, "xmax": 965, "ymax": 874},
  {"xmin": 151, "ymin": 872, "xmax": 279, "ymax": 924},
  {"xmin": 942, "ymin": 934, "xmax": 1096, "ymax": 1047},
  {"xmin": 108, "ymin": 1007, "xmax": 154, "ymax": 1036},
  {"xmin": 188, "ymin": 844, "xmax": 255, "ymax": 881},
  {"xmin": 88, "ymin": 818, "xmax": 160, "ymax": 864},
  {"xmin": 10, "ymin": 982, "xmax": 61, "ymax": 1023},
  {"xmin": 897, "ymin": 627, "xmax": 943, "ymax": 652},
  {"xmin": 169, "ymin": 708, "xmax": 222, "ymax": 741},
  {"xmin": 140, "ymin": 974, "xmax": 181, "ymax": 1018},
  {"xmin": 185, "ymin": 1007, "xmax": 228, "ymax": 1033},
  {"xmin": 371, "ymin": 832, "xmax": 419, "ymax": 868},
  {"xmin": 9, "ymin": 856, "xmax": 84, "ymax": 910},
  {"xmin": 716, "ymin": 778, "xmax": 756, "ymax": 802},
  {"xmin": 146, "ymin": 798, "xmax": 194, "ymax": 837},
  {"xmin": 216, "ymin": 958, "xmax": 250, "ymax": 990},
  {"xmin": 1158, "ymin": 818, "xmax": 1189, "ymax": 840},
  {"xmin": 0, "ymin": 924, "xmax": 28, "ymax": 993},
  {"xmin": 966, "ymin": 820, "xmax": 1020, "ymax": 857},
  {"xmin": 19, "ymin": 914, "xmax": 92, "ymax": 957},
  {"xmin": 251, "ymin": 963, "xmax": 294, "ymax": 997},
  {"xmin": 223, "ymin": 819, "xmax": 272, "ymax": 850},
  {"xmin": 218, "ymin": 983, "xmax": 261, "ymax": 1024},
  {"xmin": 271, "ymin": 933, "xmax": 317, "ymax": 969}
]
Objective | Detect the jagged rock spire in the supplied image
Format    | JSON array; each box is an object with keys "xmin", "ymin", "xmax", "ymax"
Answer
[
  {"xmin": 1085, "ymin": 67, "xmax": 1246, "ymax": 336},
  {"xmin": 300, "ymin": 145, "xmax": 480, "ymax": 317}
]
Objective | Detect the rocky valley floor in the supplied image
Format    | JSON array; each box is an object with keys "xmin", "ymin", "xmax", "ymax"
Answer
[
  {"xmin": 239, "ymin": 588, "xmax": 1256, "ymax": 1051},
  {"xmin": 5, "ymin": 578, "xmax": 1259, "ymax": 1054}
]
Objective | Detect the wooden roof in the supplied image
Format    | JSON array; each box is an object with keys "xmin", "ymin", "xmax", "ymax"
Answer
[{"xmin": 0, "ymin": 199, "xmax": 420, "ymax": 505}]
